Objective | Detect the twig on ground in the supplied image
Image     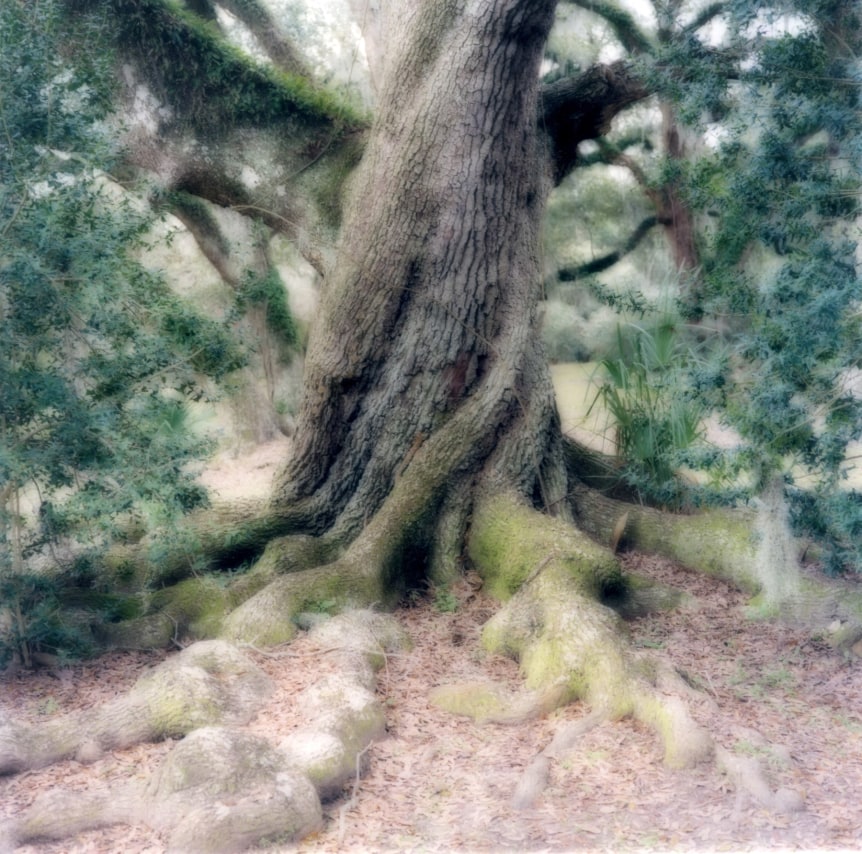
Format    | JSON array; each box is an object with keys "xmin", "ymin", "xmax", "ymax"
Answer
[{"xmin": 338, "ymin": 741, "xmax": 373, "ymax": 845}]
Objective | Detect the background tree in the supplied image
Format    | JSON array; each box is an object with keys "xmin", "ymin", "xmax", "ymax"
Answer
[
  {"xmin": 679, "ymin": 0, "xmax": 862, "ymax": 571},
  {"xmin": 543, "ymin": 0, "xmax": 861, "ymax": 567}
]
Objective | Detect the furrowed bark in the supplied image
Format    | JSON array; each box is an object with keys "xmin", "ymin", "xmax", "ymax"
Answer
[{"xmin": 273, "ymin": 0, "xmax": 565, "ymax": 539}]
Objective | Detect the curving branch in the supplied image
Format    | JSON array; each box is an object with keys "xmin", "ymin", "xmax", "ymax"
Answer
[
  {"xmin": 575, "ymin": 130, "xmax": 654, "ymax": 168},
  {"xmin": 541, "ymin": 61, "xmax": 650, "ymax": 183},
  {"xmin": 557, "ymin": 215, "xmax": 664, "ymax": 279},
  {"xmin": 64, "ymin": 0, "xmax": 369, "ymax": 273},
  {"xmin": 93, "ymin": 0, "xmax": 364, "ymax": 133},
  {"xmin": 218, "ymin": 0, "xmax": 312, "ymax": 77},
  {"xmin": 564, "ymin": 0, "xmax": 654, "ymax": 55},
  {"xmin": 181, "ymin": 0, "xmax": 312, "ymax": 75},
  {"xmin": 682, "ymin": 2, "xmax": 727, "ymax": 35}
]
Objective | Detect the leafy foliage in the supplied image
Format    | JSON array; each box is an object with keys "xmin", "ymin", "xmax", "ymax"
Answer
[
  {"xmin": 683, "ymin": 4, "xmax": 862, "ymax": 571},
  {"xmin": 558, "ymin": 0, "xmax": 861, "ymax": 571},
  {"xmin": 0, "ymin": 0, "xmax": 244, "ymax": 664},
  {"xmin": 590, "ymin": 315, "xmax": 705, "ymax": 506},
  {"xmin": 238, "ymin": 267, "xmax": 299, "ymax": 355}
]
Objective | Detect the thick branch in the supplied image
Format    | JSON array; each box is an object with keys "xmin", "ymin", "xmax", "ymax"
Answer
[
  {"xmin": 541, "ymin": 62, "xmax": 650, "ymax": 183},
  {"xmin": 69, "ymin": 0, "xmax": 367, "ymax": 267},
  {"xmin": 90, "ymin": 0, "xmax": 363, "ymax": 132}
]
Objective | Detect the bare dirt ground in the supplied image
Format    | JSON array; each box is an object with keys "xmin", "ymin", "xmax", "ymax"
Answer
[{"xmin": 2, "ymin": 440, "xmax": 862, "ymax": 852}]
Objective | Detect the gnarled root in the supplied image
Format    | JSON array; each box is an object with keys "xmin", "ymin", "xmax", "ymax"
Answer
[
  {"xmin": 0, "ymin": 640, "xmax": 271, "ymax": 775},
  {"xmin": 512, "ymin": 712, "xmax": 605, "ymax": 809},
  {"xmin": 715, "ymin": 726, "xmax": 806, "ymax": 816},
  {"xmin": 467, "ymin": 491, "xmax": 714, "ymax": 806},
  {"xmin": 6, "ymin": 727, "xmax": 323, "ymax": 852},
  {"xmin": 3, "ymin": 611, "xmax": 410, "ymax": 853},
  {"xmin": 463, "ymin": 490, "xmax": 811, "ymax": 814},
  {"xmin": 222, "ymin": 556, "xmax": 386, "ymax": 646},
  {"xmin": 571, "ymin": 481, "xmax": 862, "ymax": 655}
]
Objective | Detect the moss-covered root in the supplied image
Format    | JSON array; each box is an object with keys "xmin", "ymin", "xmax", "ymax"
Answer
[
  {"xmin": 102, "ymin": 496, "xmax": 279, "ymax": 590},
  {"xmin": 6, "ymin": 728, "xmax": 323, "ymax": 853},
  {"xmin": 470, "ymin": 491, "xmax": 713, "ymax": 767},
  {"xmin": 571, "ymin": 483, "xmax": 862, "ymax": 653},
  {"xmin": 570, "ymin": 482, "xmax": 760, "ymax": 592},
  {"xmin": 220, "ymin": 524, "xmax": 397, "ymax": 646},
  {"xmin": 220, "ymin": 557, "xmax": 385, "ymax": 646},
  {"xmin": 469, "ymin": 489, "xmax": 627, "ymax": 603},
  {"xmin": 278, "ymin": 611, "xmax": 410, "ymax": 798},
  {"xmin": 0, "ymin": 640, "xmax": 271, "ymax": 775},
  {"xmin": 3, "ymin": 612, "xmax": 408, "ymax": 852},
  {"xmin": 99, "ymin": 534, "xmax": 339, "ymax": 651},
  {"xmin": 98, "ymin": 576, "xmax": 233, "ymax": 650}
]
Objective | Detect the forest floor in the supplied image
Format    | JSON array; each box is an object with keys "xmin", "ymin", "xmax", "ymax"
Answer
[{"xmin": 2, "ymin": 438, "xmax": 862, "ymax": 852}]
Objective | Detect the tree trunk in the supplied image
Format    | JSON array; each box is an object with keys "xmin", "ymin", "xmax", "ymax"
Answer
[{"xmin": 272, "ymin": 0, "xmax": 569, "ymax": 542}]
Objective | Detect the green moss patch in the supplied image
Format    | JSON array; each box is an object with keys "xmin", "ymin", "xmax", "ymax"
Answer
[{"xmin": 428, "ymin": 681, "xmax": 511, "ymax": 723}]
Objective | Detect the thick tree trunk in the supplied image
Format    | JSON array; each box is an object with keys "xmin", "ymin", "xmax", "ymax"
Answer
[{"xmin": 272, "ymin": 0, "xmax": 568, "ymax": 542}]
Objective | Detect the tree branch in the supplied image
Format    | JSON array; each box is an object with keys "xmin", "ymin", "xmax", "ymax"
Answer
[
  {"xmin": 682, "ymin": 2, "xmax": 727, "ymax": 36},
  {"xmin": 557, "ymin": 215, "xmax": 663, "ymax": 279},
  {"xmin": 218, "ymin": 0, "xmax": 312, "ymax": 77},
  {"xmin": 564, "ymin": 0, "xmax": 653, "ymax": 55},
  {"xmin": 66, "ymin": 0, "xmax": 369, "ymax": 270},
  {"xmin": 75, "ymin": 0, "xmax": 364, "ymax": 134},
  {"xmin": 575, "ymin": 130, "xmax": 654, "ymax": 167},
  {"xmin": 541, "ymin": 62, "xmax": 650, "ymax": 183}
]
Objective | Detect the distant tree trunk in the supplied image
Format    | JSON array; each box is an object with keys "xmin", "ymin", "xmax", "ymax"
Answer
[{"xmin": 659, "ymin": 102, "xmax": 700, "ymax": 279}]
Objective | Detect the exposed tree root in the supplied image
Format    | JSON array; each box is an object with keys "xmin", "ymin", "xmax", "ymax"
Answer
[
  {"xmin": 570, "ymin": 482, "xmax": 761, "ymax": 591},
  {"xmin": 571, "ymin": 481, "xmax": 862, "ymax": 651},
  {"xmin": 5, "ymin": 464, "xmax": 837, "ymax": 848},
  {"xmin": 511, "ymin": 711, "xmax": 606, "ymax": 809},
  {"xmin": 716, "ymin": 744, "xmax": 806, "ymax": 815},
  {"xmin": 6, "ymin": 728, "xmax": 324, "ymax": 853},
  {"xmin": 102, "ymin": 497, "xmax": 292, "ymax": 589},
  {"xmin": 465, "ymin": 490, "xmax": 817, "ymax": 810},
  {"xmin": 222, "ymin": 555, "xmax": 386, "ymax": 646},
  {"xmin": 471, "ymin": 491, "xmax": 712, "ymax": 765},
  {"xmin": 0, "ymin": 641, "xmax": 271, "ymax": 775},
  {"xmin": 4, "ymin": 469, "xmax": 818, "ymax": 850},
  {"xmin": 2, "ymin": 611, "xmax": 409, "ymax": 853}
]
